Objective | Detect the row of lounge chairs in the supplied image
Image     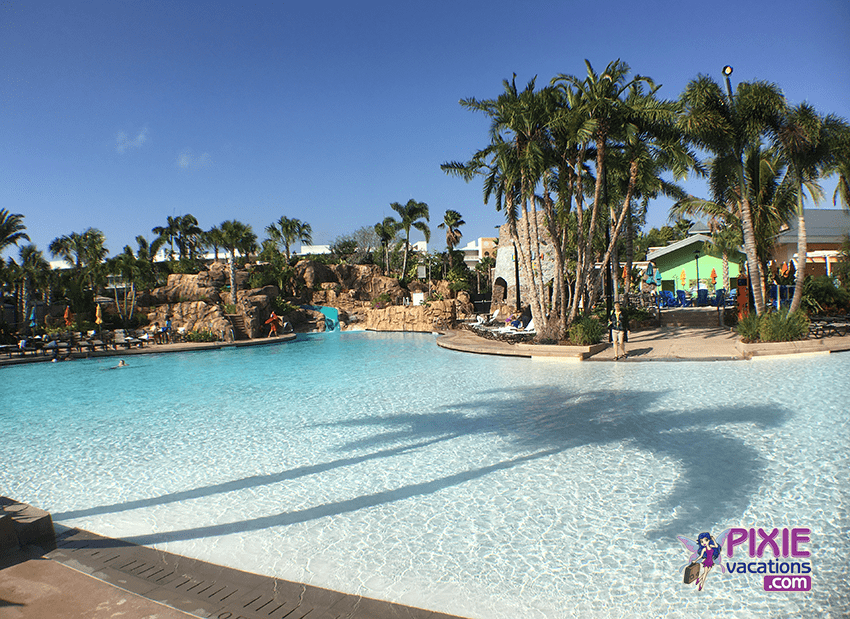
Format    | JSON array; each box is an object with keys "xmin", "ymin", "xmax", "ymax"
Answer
[
  {"xmin": 1, "ymin": 329, "xmax": 149, "ymax": 359},
  {"xmin": 809, "ymin": 316, "xmax": 850, "ymax": 338}
]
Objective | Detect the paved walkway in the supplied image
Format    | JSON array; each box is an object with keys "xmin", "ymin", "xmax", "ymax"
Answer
[{"xmin": 437, "ymin": 326, "xmax": 850, "ymax": 361}]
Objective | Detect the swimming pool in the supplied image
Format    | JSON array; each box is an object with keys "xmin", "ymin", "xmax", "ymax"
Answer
[{"xmin": 1, "ymin": 332, "xmax": 847, "ymax": 618}]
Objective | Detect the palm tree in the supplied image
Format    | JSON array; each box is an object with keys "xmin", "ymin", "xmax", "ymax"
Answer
[
  {"xmin": 49, "ymin": 228, "xmax": 108, "ymax": 312},
  {"xmin": 13, "ymin": 245, "xmax": 49, "ymax": 334},
  {"xmin": 390, "ymin": 199, "xmax": 430, "ymax": 277},
  {"xmin": 219, "ymin": 220, "xmax": 257, "ymax": 304},
  {"xmin": 774, "ymin": 104, "xmax": 850, "ymax": 312},
  {"xmin": 204, "ymin": 226, "xmax": 226, "ymax": 262},
  {"xmin": 374, "ymin": 216, "xmax": 400, "ymax": 275},
  {"xmin": 107, "ymin": 246, "xmax": 143, "ymax": 326},
  {"xmin": 175, "ymin": 214, "xmax": 203, "ymax": 259},
  {"xmin": 152, "ymin": 216, "xmax": 180, "ymax": 260},
  {"xmin": 266, "ymin": 216, "xmax": 313, "ymax": 262},
  {"xmin": 0, "ymin": 210, "xmax": 30, "ymax": 255},
  {"xmin": 438, "ymin": 210, "xmax": 465, "ymax": 268},
  {"xmin": 679, "ymin": 73, "xmax": 786, "ymax": 314}
]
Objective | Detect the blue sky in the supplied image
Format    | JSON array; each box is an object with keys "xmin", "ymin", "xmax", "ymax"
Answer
[{"xmin": 2, "ymin": 0, "xmax": 849, "ymax": 261}]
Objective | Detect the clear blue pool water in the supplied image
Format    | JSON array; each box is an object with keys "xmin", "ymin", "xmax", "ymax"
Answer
[{"xmin": 1, "ymin": 331, "xmax": 847, "ymax": 618}]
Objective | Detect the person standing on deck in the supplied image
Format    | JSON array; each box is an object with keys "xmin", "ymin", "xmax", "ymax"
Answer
[{"xmin": 610, "ymin": 302, "xmax": 628, "ymax": 360}]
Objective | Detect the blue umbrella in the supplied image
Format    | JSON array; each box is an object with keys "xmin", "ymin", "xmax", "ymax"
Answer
[{"xmin": 28, "ymin": 307, "xmax": 37, "ymax": 327}]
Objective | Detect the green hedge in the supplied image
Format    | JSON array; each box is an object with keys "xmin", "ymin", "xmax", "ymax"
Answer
[
  {"xmin": 568, "ymin": 316, "xmax": 604, "ymax": 345},
  {"xmin": 737, "ymin": 309, "xmax": 809, "ymax": 343}
]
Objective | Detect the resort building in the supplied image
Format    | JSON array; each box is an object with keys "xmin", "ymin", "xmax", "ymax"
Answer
[
  {"xmin": 646, "ymin": 232, "xmax": 741, "ymax": 294},
  {"xmin": 458, "ymin": 237, "xmax": 498, "ymax": 270},
  {"xmin": 772, "ymin": 208, "xmax": 850, "ymax": 277}
]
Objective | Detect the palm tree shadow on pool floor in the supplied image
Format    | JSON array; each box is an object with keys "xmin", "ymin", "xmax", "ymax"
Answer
[{"xmin": 103, "ymin": 386, "xmax": 790, "ymax": 546}]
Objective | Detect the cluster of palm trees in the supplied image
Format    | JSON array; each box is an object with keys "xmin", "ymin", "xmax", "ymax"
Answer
[
  {"xmin": 0, "ymin": 211, "xmax": 312, "ymax": 331},
  {"xmin": 443, "ymin": 60, "xmax": 849, "ymax": 341}
]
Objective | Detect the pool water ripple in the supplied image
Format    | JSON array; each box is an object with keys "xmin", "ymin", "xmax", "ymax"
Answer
[{"xmin": 1, "ymin": 331, "xmax": 848, "ymax": 618}]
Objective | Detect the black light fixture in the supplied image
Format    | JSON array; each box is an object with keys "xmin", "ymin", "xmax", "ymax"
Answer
[{"xmin": 722, "ymin": 65, "xmax": 733, "ymax": 76}]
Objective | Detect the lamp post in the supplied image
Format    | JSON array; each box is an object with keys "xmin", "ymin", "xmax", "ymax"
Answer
[{"xmin": 694, "ymin": 249, "xmax": 701, "ymax": 306}]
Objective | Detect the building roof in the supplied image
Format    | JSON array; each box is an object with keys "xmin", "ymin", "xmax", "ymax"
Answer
[
  {"xmin": 775, "ymin": 209, "xmax": 850, "ymax": 244},
  {"xmin": 646, "ymin": 234, "xmax": 712, "ymax": 262}
]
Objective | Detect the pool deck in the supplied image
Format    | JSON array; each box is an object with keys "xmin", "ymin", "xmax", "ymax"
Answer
[
  {"xmin": 0, "ymin": 333, "xmax": 298, "ymax": 367},
  {"xmin": 3, "ymin": 325, "xmax": 849, "ymax": 619},
  {"xmin": 436, "ymin": 325, "xmax": 850, "ymax": 361}
]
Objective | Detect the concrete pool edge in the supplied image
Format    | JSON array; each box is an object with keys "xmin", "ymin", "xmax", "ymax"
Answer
[
  {"xmin": 0, "ymin": 506, "xmax": 469, "ymax": 619},
  {"xmin": 435, "ymin": 327, "xmax": 850, "ymax": 361}
]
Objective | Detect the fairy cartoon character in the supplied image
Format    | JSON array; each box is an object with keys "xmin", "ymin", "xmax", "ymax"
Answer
[{"xmin": 677, "ymin": 529, "xmax": 730, "ymax": 592}]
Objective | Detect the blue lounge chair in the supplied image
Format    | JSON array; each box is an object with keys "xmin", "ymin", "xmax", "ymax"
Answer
[
  {"xmin": 697, "ymin": 289, "xmax": 709, "ymax": 306},
  {"xmin": 661, "ymin": 290, "xmax": 677, "ymax": 307},
  {"xmin": 677, "ymin": 290, "xmax": 692, "ymax": 307}
]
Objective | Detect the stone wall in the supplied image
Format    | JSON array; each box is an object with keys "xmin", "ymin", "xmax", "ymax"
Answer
[
  {"xmin": 362, "ymin": 300, "xmax": 457, "ymax": 332},
  {"xmin": 492, "ymin": 212, "xmax": 557, "ymax": 313},
  {"xmin": 147, "ymin": 301, "xmax": 232, "ymax": 339}
]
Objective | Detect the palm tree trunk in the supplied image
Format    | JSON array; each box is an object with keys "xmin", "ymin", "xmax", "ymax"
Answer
[
  {"xmin": 229, "ymin": 252, "xmax": 238, "ymax": 306},
  {"xmin": 789, "ymin": 194, "xmax": 807, "ymax": 313},
  {"xmin": 740, "ymin": 193, "xmax": 766, "ymax": 314},
  {"xmin": 625, "ymin": 207, "xmax": 634, "ymax": 300},
  {"xmin": 722, "ymin": 252, "xmax": 730, "ymax": 292}
]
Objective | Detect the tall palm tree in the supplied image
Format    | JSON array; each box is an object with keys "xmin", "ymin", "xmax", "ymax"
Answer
[
  {"xmin": 204, "ymin": 226, "xmax": 226, "ymax": 262},
  {"xmin": 0, "ymin": 210, "xmax": 30, "ymax": 256},
  {"xmin": 390, "ymin": 199, "xmax": 430, "ymax": 277},
  {"xmin": 49, "ymin": 228, "xmax": 107, "ymax": 305},
  {"xmin": 219, "ymin": 220, "xmax": 257, "ymax": 304},
  {"xmin": 774, "ymin": 104, "xmax": 850, "ymax": 312},
  {"xmin": 670, "ymin": 196, "xmax": 743, "ymax": 292},
  {"xmin": 175, "ymin": 214, "xmax": 203, "ymax": 259},
  {"xmin": 438, "ymin": 210, "xmax": 465, "ymax": 268},
  {"xmin": 107, "ymin": 246, "xmax": 143, "ymax": 325},
  {"xmin": 266, "ymin": 216, "xmax": 313, "ymax": 262},
  {"xmin": 374, "ymin": 216, "xmax": 400, "ymax": 275},
  {"xmin": 152, "ymin": 216, "xmax": 180, "ymax": 260},
  {"xmin": 679, "ymin": 73, "xmax": 785, "ymax": 314},
  {"xmin": 13, "ymin": 245, "xmax": 49, "ymax": 334}
]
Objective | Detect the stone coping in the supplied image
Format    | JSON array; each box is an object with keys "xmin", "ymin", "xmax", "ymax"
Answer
[
  {"xmin": 438, "ymin": 327, "xmax": 850, "ymax": 362},
  {"xmin": 737, "ymin": 336, "xmax": 850, "ymax": 359}
]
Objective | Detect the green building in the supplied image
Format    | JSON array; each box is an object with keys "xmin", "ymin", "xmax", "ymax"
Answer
[{"xmin": 646, "ymin": 233, "xmax": 742, "ymax": 294}]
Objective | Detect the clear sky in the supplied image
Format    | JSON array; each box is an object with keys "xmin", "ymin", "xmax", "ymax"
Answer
[{"xmin": 2, "ymin": 0, "xmax": 849, "ymax": 261}]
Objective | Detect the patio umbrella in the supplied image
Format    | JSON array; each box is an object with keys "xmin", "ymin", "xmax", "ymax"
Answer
[
  {"xmin": 645, "ymin": 263, "xmax": 654, "ymax": 282},
  {"xmin": 710, "ymin": 268, "xmax": 717, "ymax": 285},
  {"xmin": 680, "ymin": 269, "xmax": 686, "ymax": 287},
  {"xmin": 95, "ymin": 304, "xmax": 102, "ymax": 325},
  {"xmin": 63, "ymin": 306, "xmax": 72, "ymax": 327},
  {"xmin": 28, "ymin": 307, "xmax": 37, "ymax": 328}
]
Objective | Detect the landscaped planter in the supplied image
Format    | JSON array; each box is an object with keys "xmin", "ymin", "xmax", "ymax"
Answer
[{"xmin": 736, "ymin": 337, "xmax": 849, "ymax": 358}]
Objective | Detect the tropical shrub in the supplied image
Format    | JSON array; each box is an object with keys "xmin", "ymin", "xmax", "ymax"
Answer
[
  {"xmin": 186, "ymin": 330, "xmax": 219, "ymax": 342},
  {"xmin": 272, "ymin": 297, "xmax": 298, "ymax": 315},
  {"xmin": 801, "ymin": 276, "xmax": 850, "ymax": 315},
  {"xmin": 371, "ymin": 293, "xmax": 392, "ymax": 309},
  {"xmin": 736, "ymin": 313, "xmax": 761, "ymax": 343},
  {"xmin": 568, "ymin": 316, "xmax": 604, "ymax": 345},
  {"xmin": 737, "ymin": 309, "xmax": 809, "ymax": 343},
  {"xmin": 758, "ymin": 310, "xmax": 809, "ymax": 342}
]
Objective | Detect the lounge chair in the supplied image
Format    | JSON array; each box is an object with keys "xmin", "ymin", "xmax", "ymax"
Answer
[
  {"xmin": 677, "ymin": 290, "xmax": 692, "ymax": 307},
  {"xmin": 696, "ymin": 289, "xmax": 709, "ymax": 306}
]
